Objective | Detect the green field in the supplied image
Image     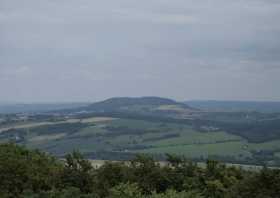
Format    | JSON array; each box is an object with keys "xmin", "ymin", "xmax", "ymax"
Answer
[{"xmin": 1, "ymin": 116, "xmax": 280, "ymax": 165}]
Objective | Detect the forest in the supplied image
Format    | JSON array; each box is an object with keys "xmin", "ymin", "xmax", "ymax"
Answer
[{"xmin": 1, "ymin": 143, "xmax": 280, "ymax": 198}]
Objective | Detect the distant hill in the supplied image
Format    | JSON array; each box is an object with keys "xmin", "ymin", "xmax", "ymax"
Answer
[
  {"xmin": 87, "ymin": 97, "xmax": 189, "ymax": 110},
  {"xmin": 186, "ymin": 100, "xmax": 280, "ymax": 113},
  {"xmin": 74, "ymin": 97, "xmax": 195, "ymax": 115},
  {"xmin": 0, "ymin": 97, "xmax": 194, "ymax": 115}
]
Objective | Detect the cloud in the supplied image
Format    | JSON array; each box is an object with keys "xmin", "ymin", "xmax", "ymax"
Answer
[
  {"xmin": 0, "ymin": 0, "xmax": 280, "ymax": 102},
  {"xmin": 112, "ymin": 9, "xmax": 197, "ymax": 25}
]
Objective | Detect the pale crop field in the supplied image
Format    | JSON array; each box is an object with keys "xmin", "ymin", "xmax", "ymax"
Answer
[{"xmin": 0, "ymin": 117, "xmax": 116, "ymax": 133}]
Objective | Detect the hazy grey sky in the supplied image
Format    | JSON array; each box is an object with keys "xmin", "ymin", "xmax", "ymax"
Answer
[{"xmin": 1, "ymin": 0, "xmax": 280, "ymax": 102}]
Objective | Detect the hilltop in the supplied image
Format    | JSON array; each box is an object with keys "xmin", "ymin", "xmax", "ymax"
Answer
[{"xmin": 70, "ymin": 97, "xmax": 196, "ymax": 117}]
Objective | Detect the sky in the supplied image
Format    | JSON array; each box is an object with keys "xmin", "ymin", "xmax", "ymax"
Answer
[{"xmin": 1, "ymin": 0, "xmax": 280, "ymax": 103}]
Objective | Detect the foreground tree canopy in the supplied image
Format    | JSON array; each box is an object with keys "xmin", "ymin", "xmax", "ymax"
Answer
[{"xmin": 0, "ymin": 143, "xmax": 280, "ymax": 198}]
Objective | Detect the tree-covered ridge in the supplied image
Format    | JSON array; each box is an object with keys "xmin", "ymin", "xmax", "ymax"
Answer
[{"xmin": 1, "ymin": 144, "xmax": 280, "ymax": 198}]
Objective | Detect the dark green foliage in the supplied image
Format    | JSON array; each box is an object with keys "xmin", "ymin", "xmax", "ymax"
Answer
[
  {"xmin": 1, "ymin": 144, "xmax": 280, "ymax": 198},
  {"xmin": 0, "ymin": 143, "xmax": 62, "ymax": 198},
  {"xmin": 128, "ymin": 155, "xmax": 171, "ymax": 194},
  {"xmin": 60, "ymin": 151, "xmax": 95, "ymax": 193},
  {"xmin": 236, "ymin": 167, "xmax": 280, "ymax": 198},
  {"xmin": 93, "ymin": 161, "xmax": 130, "ymax": 197},
  {"xmin": 107, "ymin": 183, "xmax": 143, "ymax": 198}
]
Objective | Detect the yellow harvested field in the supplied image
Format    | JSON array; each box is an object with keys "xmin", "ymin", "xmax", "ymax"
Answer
[
  {"xmin": 81, "ymin": 117, "xmax": 118, "ymax": 123},
  {"xmin": 0, "ymin": 122, "xmax": 55, "ymax": 133},
  {"xmin": 157, "ymin": 105, "xmax": 187, "ymax": 112},
  {"xmin": 29, "ymin": 133, "xmax": 66, "ymax": 142}
]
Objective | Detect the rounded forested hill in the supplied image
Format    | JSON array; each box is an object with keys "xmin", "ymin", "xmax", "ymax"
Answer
[{"xmin": 82, "ymin": 97, "xmax": 193, "ymax": 112}]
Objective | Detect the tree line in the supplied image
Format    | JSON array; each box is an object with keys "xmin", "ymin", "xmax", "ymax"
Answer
[{"xmin": 1, "ymin": 143, "xmax": 280, "ymax": 198}]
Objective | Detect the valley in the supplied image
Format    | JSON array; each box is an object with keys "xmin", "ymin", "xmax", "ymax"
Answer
[{"xmin": 1, "ymin": 97, "xmax": 280, "ymax": 166}]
